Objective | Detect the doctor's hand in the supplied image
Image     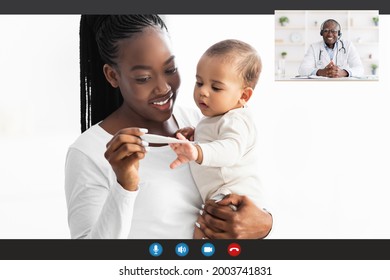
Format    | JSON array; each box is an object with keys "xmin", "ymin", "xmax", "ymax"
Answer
[
  {"xmin": 196, "ymin": 194, "xmax": 273, "ymax": 239},
  {"xmin": 317, "ymin": 61, "xmax": 348, "ymax": 78}
]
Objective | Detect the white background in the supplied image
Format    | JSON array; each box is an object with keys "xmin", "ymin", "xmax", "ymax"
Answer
[
  {"xmin": 0, "ymin": 15, "xmax": 389, "ymax": 239},
  {"xmin": 1, "ymin": 260, "xmax": 390, "ymax": 279}
]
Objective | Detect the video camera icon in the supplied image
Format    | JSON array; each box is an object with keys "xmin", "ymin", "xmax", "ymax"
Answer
[{"xmin": 201, "ymin": 242, "xmax": 215, "ymax": 257}]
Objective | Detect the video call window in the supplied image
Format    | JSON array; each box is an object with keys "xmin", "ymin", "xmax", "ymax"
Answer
[{"xmin": 274, "ymin": 10, "xmax": 379, "ymax": 80}]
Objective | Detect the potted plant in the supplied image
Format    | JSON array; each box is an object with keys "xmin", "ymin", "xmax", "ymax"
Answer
[
  {"xmin": 281, "ymin": 51, "xmax": 287, "ymax": 59},
  {"xmin": 279, "ymin": 16, "xmax": 289, "ymax": 26},
  {"xmin": 371, "ymin": 63, "xmax": 378, "ymax": 75},
  {"xmin": 372, "ymin": 16, "xmax": 379, "ymax": 26}
]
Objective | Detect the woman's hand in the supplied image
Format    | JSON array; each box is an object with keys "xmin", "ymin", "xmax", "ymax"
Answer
[
  {"xmin": 175, "ymin": 126, "xmax": 195, "ymax": 141},
  {"xmin": 197, "ymin": 194, "xmax": 273, "ymax": 239},
  {"xmin": 104, "ymin": 128, "xmax": 149, "ymax": 191}
]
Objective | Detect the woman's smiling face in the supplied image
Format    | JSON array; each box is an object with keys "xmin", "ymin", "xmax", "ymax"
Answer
[{"xmin": 108, "ymin": 26, "xmax": 181, "ymax": 123}]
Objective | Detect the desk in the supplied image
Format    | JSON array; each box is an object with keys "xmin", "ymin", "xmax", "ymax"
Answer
[{"xmin": 275, "ymin": 75, "xmax": 379, "ymax": 81}]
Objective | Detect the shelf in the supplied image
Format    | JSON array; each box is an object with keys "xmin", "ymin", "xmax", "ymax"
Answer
[
  {"xmin": 275, "ymin": 26, "xmax": 305, "ymax": 29},
  {"xmin": 354, "ymin": 42, "xmax": 379, "ymax": 46},
  {"xmin": 275, "ymin": 42, "xmax": 305, "ymax": 46},
  {"xmin": 275, "ymin": 59, "xmax": 303, "ymax": 63},
  {"xmin": 361, "ymin": 58, "xmax": 379, "ymax": 63},
  {"xmin": 307, "ymin": 26, "xmax": 378, "ymax": 30},
  {"xmin": 349, "ymin": 26, "xmax": 379, "ymax": 30}
]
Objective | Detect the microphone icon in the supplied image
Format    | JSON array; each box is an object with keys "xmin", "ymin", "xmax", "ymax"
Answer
[
  {"xmin": 153, "ymin": 245, "xmax": 159, "ymax": 255},
  {"xmin": 149, "ymin": 242, "xmax": 163, "ymax": 257}
]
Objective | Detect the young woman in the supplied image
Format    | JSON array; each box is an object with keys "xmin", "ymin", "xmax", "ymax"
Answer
[{"xmin": 65, "ymin": 15, "xmax": 272, "ymax": 239}]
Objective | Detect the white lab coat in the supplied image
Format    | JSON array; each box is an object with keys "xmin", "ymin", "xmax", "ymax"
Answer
[{"xmin": 298, "ymin": 40, "xmax": 364, "ymax": 77}]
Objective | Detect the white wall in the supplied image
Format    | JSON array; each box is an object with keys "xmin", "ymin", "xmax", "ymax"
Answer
[
  {"xmin": 0, "ymin": 15, "xmax": 389, "ymax": 238},
  {"xmin": 0, "ymin": 15, "xmax": 80, "ymax": 238}
]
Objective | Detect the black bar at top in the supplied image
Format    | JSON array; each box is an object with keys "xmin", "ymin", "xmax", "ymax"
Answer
[
  {"xmin": 0, "ymin": 0, "xmax": 386, "ymax": 14},
  {"xmin": 0, "ymin": 239, "xmax": 389, "ymax": 260}
]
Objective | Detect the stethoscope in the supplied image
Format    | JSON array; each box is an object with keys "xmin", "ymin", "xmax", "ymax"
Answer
[{"xmin": 318, "ymin": 40, "xmax": 346, "ymax": 66}]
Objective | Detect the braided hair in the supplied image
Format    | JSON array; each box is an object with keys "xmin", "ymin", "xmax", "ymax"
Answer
[{"xmin": 79, "ymin": 15, "xmax": 168, "ymax": 133}]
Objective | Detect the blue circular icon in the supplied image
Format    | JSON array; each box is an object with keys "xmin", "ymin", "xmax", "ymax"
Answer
[
  {"xmin": 175, "ymin": 242, "xmax": 189, "ymax": 257},
  {"xmin": 149, "ymin": 242, "xmax": 163, "ymax": 257},
  {"xmin": 201, "ymin": 242, "xmax": 215, "ymax": 257}
]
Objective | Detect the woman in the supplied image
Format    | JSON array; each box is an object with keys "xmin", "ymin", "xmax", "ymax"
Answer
[{"xmin": 65, "ymin": 15, "xmax": 272, "ymax": 239}]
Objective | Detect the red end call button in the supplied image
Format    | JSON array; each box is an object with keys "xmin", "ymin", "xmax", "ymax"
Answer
[{"xmin": 227, "ymin": 243, "xmax": 241, "ymax": 257}]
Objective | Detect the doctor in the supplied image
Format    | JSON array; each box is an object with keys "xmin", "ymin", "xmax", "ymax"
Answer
[{"xmin": 298, "ymin": 19, "xmax": 364, "ymax": 78}]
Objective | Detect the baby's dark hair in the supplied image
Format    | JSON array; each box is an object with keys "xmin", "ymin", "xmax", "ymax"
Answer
[
  {"xmin": 79, "ymin": 15, "xmax": 167, "ymax": 132},
  {"xmin": 204, "ymin": 39, "xmax": 262, "ymax": 89}
]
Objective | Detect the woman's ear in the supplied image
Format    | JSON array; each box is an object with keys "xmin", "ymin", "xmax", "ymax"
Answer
[
  {"xmin": 239, "ymin": 87, "xmax": 253, "ymax": 106},
  {"xmin": 103, "ymin": 64, "xmax": 120, "ymax": 88}
]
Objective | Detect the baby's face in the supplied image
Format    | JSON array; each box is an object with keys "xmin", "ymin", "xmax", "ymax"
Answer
[{"xmin": 194, "ymin": 55, "xmax": 244, "ymax": 117}]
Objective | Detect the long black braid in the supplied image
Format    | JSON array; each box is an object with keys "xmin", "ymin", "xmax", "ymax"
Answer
[{"xmin": 79, "ymin": 15, "xmax": 168, "ymax": 133}]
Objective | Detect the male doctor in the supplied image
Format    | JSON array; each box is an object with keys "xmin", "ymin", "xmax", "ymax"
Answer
[{"xmin": 298, "ymin": 19, "xmax": 364, "ymax": 78}]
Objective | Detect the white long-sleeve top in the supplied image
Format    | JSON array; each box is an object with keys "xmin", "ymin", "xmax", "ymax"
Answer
[
  {"xmin": 191, "ymin": 107, "xmax": 264, "ymax": 208},
  {"xmin": 65, "ymin": 106, "xmax": 202, "ymax": 239},
  {"xmin": 298, "ymin": 40, "xmax": 364, "ymax": 77}
]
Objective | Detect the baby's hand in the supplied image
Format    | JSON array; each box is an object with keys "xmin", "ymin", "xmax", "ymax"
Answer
[
  {"xmin": 175, "ymin": 126, "xmax": 195, "ymax": 141},
  {"xmin": 169, "ymin": 133, "xmax": 198, "ymax": 169}
]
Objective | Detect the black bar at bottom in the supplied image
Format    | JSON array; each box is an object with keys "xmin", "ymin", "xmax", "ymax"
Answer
[{"xmin": 0, "ymin": 239, "xmax": 389, "ymax": 260}]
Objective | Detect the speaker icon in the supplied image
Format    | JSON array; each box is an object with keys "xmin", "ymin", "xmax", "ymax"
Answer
[{"xmin": 175, "ymin": 242, "xmax": 189, "ymax": 257}]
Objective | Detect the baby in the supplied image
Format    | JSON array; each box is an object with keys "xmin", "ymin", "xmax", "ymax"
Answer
[{"xmin": 170, "ymin": 39, "xmax": 264, "ymax": 238}]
